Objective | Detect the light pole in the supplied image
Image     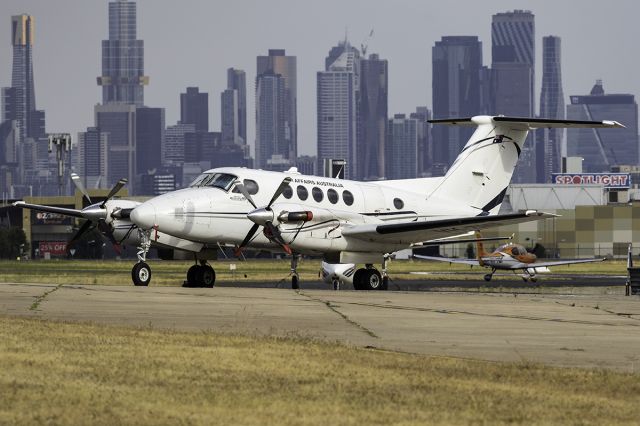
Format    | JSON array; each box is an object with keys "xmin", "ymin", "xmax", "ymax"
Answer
[{"xmin": 48, "ymin": 134, "xmax": 72, "ymax": 196}]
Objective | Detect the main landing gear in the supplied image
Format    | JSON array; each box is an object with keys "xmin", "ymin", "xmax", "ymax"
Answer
[
  {"xmin": 291, "ymin": 254, "xmax": 300, "ymax": 290},
  {"xmin": 353, "ymin": 257, "xmax": 389, "ymax": 291},
  {"xmin": 185, "ymin": 260, "xmax": 216, "ymax": 288},
  {"xmin": 484, "ymin": 268, "xmax": 496, "ymax": 282}
]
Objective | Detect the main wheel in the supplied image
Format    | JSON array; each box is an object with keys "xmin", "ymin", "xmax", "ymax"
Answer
[
  {"xmin": 185, "ymin": 265, "xmax": 199, "ymax": 287},
  {"xmin": 198, "ymin": 265, "xmax": 216, "ymax": 288},
  {"xmin": 484, "ymin": 274, "xmax": 492, "ymax": 282},
  {"xmin": 292, "ymin": 274, "xmax": 299, "ymax": 290},
  {"xmin": 352, "ymin": 269, "xmax": 365, "ymax": 290},
  {"xmin": 132, "ymin": 262, "xmax": 151, "ymax": 286},
  {"xmin": 358, "ymin": 269, "xmax": 382, "ymax": 291}
]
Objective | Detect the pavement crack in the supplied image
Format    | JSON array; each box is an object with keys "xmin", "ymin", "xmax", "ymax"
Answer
[
  {"xmin": 30, "ymin": 284, "xmax": 63, "ymax": 311},
  {"xmin": 297, "ymin": 291, "xmax": 378, "ymax": 338}
]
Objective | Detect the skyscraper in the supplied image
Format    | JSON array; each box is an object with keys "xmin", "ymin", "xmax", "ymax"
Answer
[
  {"xmin": 255, "ymin": 72, "xmax": 286, "ymax": 170},
  {"xmin": 432, "ymin": 36, "xmax": 483, "ymax": 169},
  {"xmin": 317, "ymin": 41, "xmax": 360, "ymax": 179},
  {"xmin": 567, "ymin": 81, "xmax": 638, "ymax": 172},
  {"xmin": 97, "ymin": 0, "xmax": 148, "ymax": 106},
  {"xmin": 411, "ymin": 107, "xmax": 432, "ymax": 176},
  {"xmin": 180, "ymin": 87, "xmax": 208, "ymax": 133},
  {"xmin": 227, "ymin": 68, "xmax": 246, "ymax": 144},
  {"xmin": 221, "ymin": 88, "xmax": 239, "ymax": 145},
  {"xmin": 538, "ymin": 36, "xmax": 565, "ymax": 183},
  {"xmin": 255, "ymin": 49, "xmax": 297, "ymax": 169},
  {"xmin": 386, "ymin": 114, "xmax": 418, "ymax": 180},
  {"xmin": 359, "ymin": 53, "xmax": 388, "ymax": 180},
  {"xmin": 491, "ymin": 10, "xmax": 536, "ymax": 182},
  {"xmin": 1, "ymin": 14, "xmax": 48, "ymax": 197}
]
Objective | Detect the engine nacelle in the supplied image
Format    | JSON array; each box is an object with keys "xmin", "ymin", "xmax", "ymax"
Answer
[{"xmin": 320, "ymin": 261, "xmax": 356, "ymax": 285}]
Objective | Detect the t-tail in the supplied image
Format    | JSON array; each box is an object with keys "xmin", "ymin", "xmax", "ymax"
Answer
[{"xmin": 427, "ymin": 116, "xmax": 624, "ymax": 215}]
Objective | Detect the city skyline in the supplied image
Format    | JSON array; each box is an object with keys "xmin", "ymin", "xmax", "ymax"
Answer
[{"xmin": 1, "ymin": 1, "xmax": 639, "ymax": 159}]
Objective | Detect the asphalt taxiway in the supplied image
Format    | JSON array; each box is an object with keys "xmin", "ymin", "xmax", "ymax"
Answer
[{"xmin": 2, "ymin": 281, "xmax": 638, "ymax": 372}]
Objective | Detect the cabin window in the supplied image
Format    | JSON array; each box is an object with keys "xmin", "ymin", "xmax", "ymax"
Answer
[
  {"xmin": 327, "ymin": 188, "xmax": 339, "ymax": 204},
  {"xmin": 393, "ymin": 198, "xmax": 404, "ymax": 210},
  {"xmin": 342, "ymin": 190, "xmax": 354, "ymax": 206},
  {"xmin": 512, "ymin": 247, "xmax": 520, "ymax": 255},
  {"xmin": 312, "ymin": 187, "xmax": 323, "ymax": 202},
  {"xmin": 297, "ymin": 185, "xmax": 309, "ymax": 201},
  {"xmin": 282, "ymin": 184, "xmax": 293, "ymax": 199}
]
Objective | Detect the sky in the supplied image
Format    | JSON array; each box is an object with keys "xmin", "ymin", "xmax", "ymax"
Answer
[{"xmin": 0, "ymin": 0, "xmax": 639, "ymax": 157}]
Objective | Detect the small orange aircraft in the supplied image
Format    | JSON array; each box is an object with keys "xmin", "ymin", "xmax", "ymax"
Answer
[{"xmin": 414, "ymin": 232, "xmax": 606, "ymax": 282}]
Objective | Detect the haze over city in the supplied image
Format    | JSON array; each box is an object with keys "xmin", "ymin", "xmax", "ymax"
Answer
[{"xmin": 1, "ymin": 0, "xmax": 638, "ymax": 157}]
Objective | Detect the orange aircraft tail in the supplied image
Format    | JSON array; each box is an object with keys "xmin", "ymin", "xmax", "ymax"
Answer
[{"xmin": 474, "ymin": 231, "xmax": 488, "ymax": 266}]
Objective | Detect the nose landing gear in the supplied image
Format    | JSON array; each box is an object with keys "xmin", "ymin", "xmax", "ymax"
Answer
[
  {"xmin": 132, "ymin": 229, "xmax": 152, "ymax": 286},
  {"xmin": 291, "ymin": 254, "xmax": 300, "ymax": 289}
]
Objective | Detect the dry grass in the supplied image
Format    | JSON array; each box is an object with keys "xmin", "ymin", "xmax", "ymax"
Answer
[
  {"xmin": 0, "ymin": 258, "xmax": 627, "ymax": 287},
  {"xmin": 0, "ymin": 315, "xmax": 639, "ymax": 425}
]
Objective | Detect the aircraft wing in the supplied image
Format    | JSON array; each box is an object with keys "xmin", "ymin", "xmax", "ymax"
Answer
[
  {"xmin": 13, "ymin": 201, "xmax": 85, "ymax": 218},
  {"xmin": 413, "ymin": 254, "xmax": 480, "ymax": 266},
  {"xmin": 341, "ymin": 210, "xmax": 555, "ymax": 245},
  {"xmin": 521, "ymin": 258, "xmax": 606, "ymax": 268}
]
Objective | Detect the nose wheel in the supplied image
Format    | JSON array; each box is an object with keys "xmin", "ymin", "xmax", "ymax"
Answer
[{"xmin": 132, "ymin": 262, "xmax": 151, "ymax": 286}]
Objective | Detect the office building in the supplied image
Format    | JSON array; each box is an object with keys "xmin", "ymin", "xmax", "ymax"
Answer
[
  {"xmin": 255, "ymin": 50, "xmax": 297, "ymax": 169},
  {"xmin": 77, "ymin": 127, "xmax": 108, "ymax": 190},
  {"xmin": 184, "ymin": 131, "xmax": 219, "ymax": 163},
  {"xmin": 411, "ymin": 107, "xmax": 432, "ymax": 176},
  {"xmin": 359, "ymin": 53, "xmax": 388, "ymax": 180},
  {"xmin": 135, "ymin": 107, "xmax": 165, "ymax": 174},
  {"xmin": 164, "ymin": 123, "xmax": 195, "ymax": 166},
  {"xmin": 432, "ymin": 36, "xmax": 483, "ymax": 169},
  {"xmin": 492, "ymin": 10, "xmax": 536, "ymax": 182},
  {"xmin": 221, "ymin": 88, "xmax": 240, "ymax": 145},
  {"xmin": 538, "ymin": 36, "xmax": 565, "ymax": 183},
  {"xmin": 94, "ymin": 103, "xmax": 137, "ymax": 191},
  {"xmin": 567, "ymin": 81, "xmax": 639, "ymax": 172},
  {"xmin": 97, "ymin": 0, "xmax": 148, "ymax": 106},
  {"xmin": 180, "ymin": 87, "xmax": 208, "ymax": 132},
  {"xmin": 317, "ymin": 40, "xmax": 360, "ymax": 179},
  {"xmin": 386, "ymin": 114, "xmax": 418, "ymax": 180}
]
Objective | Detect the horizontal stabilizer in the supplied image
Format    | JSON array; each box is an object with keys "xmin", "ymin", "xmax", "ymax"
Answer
[{"xmin": 429, "ymin": 115, "xmax": 624, "ymax": 129}]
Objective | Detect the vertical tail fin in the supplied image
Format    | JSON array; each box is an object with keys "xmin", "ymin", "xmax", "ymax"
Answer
[{"xmin": 427, "ymin": 116, "xmax": 624, "ymax": 215}]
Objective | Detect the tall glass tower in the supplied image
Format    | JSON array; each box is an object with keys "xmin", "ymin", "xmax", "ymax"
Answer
[
  {"xmin": 538, "ymin": 36, "xmax": 565, "ymax": 182},
  {"xmin": 97, "ymin": 0, "xmax": 147, "ymax": 106}
]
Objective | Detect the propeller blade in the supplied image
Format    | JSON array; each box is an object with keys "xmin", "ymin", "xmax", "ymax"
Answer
[
  {"xmin": 235, "ymin": 223, "xmax": 261, "ymax": 257},
  {"xmin": 68, "ymin": 220, "xmax": 95, "ymax": 249},
  {"xmin": 100, "ymin": 178, "xmax": 128, "ymax": 208},
  {"xmin": 235, "ymin": 183, "xmax": 257, "ymax": 209},
  {"xmin": 97, "ymin": 219, "xmax": 122, "ymax": 255},
  {"xmin": 266, "ymin": 177, "xmax": 292, "ymax": 210},
  {"xmin": 71, "ymin": 173, "xmax": 92, "ymax": 205}
]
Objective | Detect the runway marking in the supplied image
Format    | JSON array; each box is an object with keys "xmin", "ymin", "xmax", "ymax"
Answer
[
  {"xmin": 30, "ymin": 284, "xmax": 63, "ymax": 311},
  {"xmin": 298, "ymin": 291, "xmax": 379, "ymax": 339},
  {"xmin": 319, "ymin": 299, "xmax": 640, "ymax": 328}
]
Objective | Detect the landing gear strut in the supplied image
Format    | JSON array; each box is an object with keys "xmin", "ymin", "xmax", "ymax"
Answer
[
  {"xmin": 185, "ymin": 259, "xmax": 216, "ymax": 288},
  {"xmin": 132, "ymin": 229, "xmax": 152, "ymax": 286},
  {"xmin": 291, "ymin": 254, "xmax": 300, "ymax": 289}
]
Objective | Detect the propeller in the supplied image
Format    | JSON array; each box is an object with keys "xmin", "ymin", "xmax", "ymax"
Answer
[
  {"xmin": 67, "ymin": 175, "xmax": 128, "ymax": 254},
  {"xmin": 235, "ymin": 177, "xmax": 293, "ymax": 256}
]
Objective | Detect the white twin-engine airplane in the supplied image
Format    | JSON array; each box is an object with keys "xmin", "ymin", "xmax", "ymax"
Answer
[{"xmin": 14, "ymin": 116, "xmax": 622, "ymax": 289}]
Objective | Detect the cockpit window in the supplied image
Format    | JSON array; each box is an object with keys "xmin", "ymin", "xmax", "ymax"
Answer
[
  {"xmin": 511, "ymin": 247, "xmax": 520, "ymax": 255},
  {"xmin": 189, "ymin": 173, "xmax": 237, "ymax": 191}
]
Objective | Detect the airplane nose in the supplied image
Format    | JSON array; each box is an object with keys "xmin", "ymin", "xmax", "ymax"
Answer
[{"xmin": 130, "ymin": 202, "xmax": 157, "ymax": 230}]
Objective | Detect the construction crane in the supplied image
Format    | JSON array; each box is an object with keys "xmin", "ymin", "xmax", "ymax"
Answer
[{"xmin": 361, "ymin": 29, "xmax": 374, "ymax": 57}]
